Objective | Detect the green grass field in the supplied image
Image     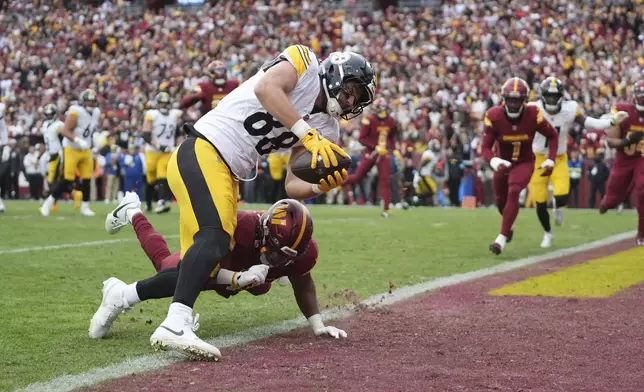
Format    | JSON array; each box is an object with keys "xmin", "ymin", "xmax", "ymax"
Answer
[{"xmin": 0, "ymin": 200, "xmax": 635, "ymax": 391}]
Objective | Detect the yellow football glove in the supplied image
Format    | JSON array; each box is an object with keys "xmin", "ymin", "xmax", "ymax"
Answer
[
  {"xmin": 300, "ymin": 128, "xmax": 349, "ymax": 169},
  {"xmin": 318, "ymin": 169, "xmax": 349, "ymax": 192},
  {"xmin": 375, "ymin": 145, "xmax": 388, "ymax": 156}
]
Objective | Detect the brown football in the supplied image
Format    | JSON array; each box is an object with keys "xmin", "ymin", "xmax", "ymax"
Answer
[{"xmin": 290, "ymin": 150, "xmax": 352, "ymax": 184}]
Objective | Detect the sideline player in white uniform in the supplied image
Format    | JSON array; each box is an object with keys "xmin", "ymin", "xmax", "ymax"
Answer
[
  {"xmin": 142, "ymin": 92, "xmax": 182, "ymax": 214},
  {"xmin": 41, "ymin": 104, "xmax": 64, "ymax": 189},
  {"xmin": 0, "ymin": 99, "xmax": 8, "ymax": 213},
  {"xmin": 41, "ymin": 89, "xmax": 101, "ymax": 217},
  {"xmin": 112, "ymin": 47, "xmax": 375, "ymax": 360},
  {"xmin": 529, "ymin": 76, "xmax": 629, "ymax": 248}
]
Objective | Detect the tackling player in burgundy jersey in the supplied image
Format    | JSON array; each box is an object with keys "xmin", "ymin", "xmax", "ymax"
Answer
[
  {"xmin": 90, "ymin": 195, "xmax": 347, "ymax": 353},
  {"xmin": 343, "ymin": 98, "xmax": 400, "ymax": 217},
  {"xmin": 600, "ymin": 80, "xmax": 644, "ymax": 245},
  {"xmin": 180, "ymin": 60, "xmax": 240, "ymax": 116},
  {"xmin": 482, "ymin": 77, "xmax": 559, "ymax": 255}
]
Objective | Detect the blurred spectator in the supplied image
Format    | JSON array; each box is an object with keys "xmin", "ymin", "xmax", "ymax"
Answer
[
  {"xmin": 23, "ymin": 143, "xmax": 44, "ymax": 200},
  {"xmin": 120, "ymin": 144, "xmax": 144, "ymax": 199},
  {"xmin": 588, "ymin": 153, "xmax": 610, "ymax": 209},
  {"xmin": 568, "ymin": 149, "xmax": 583, "ymax": 208}
]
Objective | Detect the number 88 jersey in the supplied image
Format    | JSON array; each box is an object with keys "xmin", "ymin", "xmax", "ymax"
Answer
[
  {"xmin": 62, "ymin": 104, "xmax": 100, "ymax": 150},
  {"xmin": 193, "ymin": 45, "xmax": 340, "ymax": 178},
  {"xmin": 144, "ymin": 109, "xmax": 183, "ymax": 152}
]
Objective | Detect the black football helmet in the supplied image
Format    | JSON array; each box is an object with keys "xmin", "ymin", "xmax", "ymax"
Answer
[
  {"xmin": 155, "ymin": 92, "xmax": 171, "ymax": 115},
  {"xmin": 43, "ymin": 103, "xmax": 58, "ymax": 120},
  {"xmin": 319, "ymin": 52, "xmax": 375, "ymax": 120},
  {"xmin": 539, "ymin": 76, "xmax": 564, "ymax": 114}
]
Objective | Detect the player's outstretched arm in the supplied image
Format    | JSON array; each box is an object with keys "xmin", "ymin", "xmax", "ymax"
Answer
[
  {"xmin": 290, "ymin": 272, "xmax": 347, "ymax": 339},
  {"xmin": 254, "ymin": 61, "xmax": 302, "ymax": 131}
]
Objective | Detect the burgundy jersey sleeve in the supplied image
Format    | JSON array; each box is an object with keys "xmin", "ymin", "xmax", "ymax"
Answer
[
  {"xmin": 358, "ymin": 115, "xmax": 378, "ymax": 150},
  {"xmin": 226, "ymin": 80, "xmax": 240, "ymax": 92},
  {"xmin": 481, "ymin": 108, "xmax": 499, "ymax": 162}
]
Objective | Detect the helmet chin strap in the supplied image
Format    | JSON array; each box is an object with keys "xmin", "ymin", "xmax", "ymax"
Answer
[
  {"xmin": 545, "ymin": 103, "xmax": 560, "ymax": 113},
  {"xmin": 215, "ymin": 78, "xmax": 225, "ymax": 85},
  {"xmin": 505, "ymin": 107, "xmax": 523, "ymax": 119},
  {"xmin": 322, "ymin": 78, "xmax": 342, "ymax": 117}
]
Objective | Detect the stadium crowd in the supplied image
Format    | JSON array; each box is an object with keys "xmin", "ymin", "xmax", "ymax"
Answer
[{"xmin": 0, "ymin": 0, "xmax": 642, "ymax": 210}]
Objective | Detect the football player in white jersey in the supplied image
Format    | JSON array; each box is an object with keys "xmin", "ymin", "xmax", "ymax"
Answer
[
  {"xmin": 41, "ymin": 89, "xmax": 101, "ymax": 217},
  {"xmin": 529, "ymin": 77, "xmax": 628, "ymax": 248},
  {"xmin": 134, "ymin": 46, "xmax": 375, "ymax": 360},
  {"xmin": 142, "ymin": 92, "xmax": 182, "ymax": 214},
  {"xmin": 0, "ymin": 98, "xmax": 8, "ymax": 213},
  {"xmin": 41, "ymin": 104, "xmax": 64, "ymax": 190}
]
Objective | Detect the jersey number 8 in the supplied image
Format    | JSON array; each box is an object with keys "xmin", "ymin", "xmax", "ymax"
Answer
[{"xmin": 243, "ymin": 112, "xmax": 299, "ymax": 155}]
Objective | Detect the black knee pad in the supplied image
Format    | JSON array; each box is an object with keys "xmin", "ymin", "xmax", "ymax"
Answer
[
  {"xmin": 193, "ymin": 227, "xmax": 230, "ymax": 263},
  {"xmin": 554, "ymin": 195, "xmax": 568, "ymax": 208}
]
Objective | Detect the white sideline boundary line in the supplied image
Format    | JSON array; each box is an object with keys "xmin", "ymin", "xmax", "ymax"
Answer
[
  {"xmin": 17, "ymin": 230, "xmax": 636, "ymax": 392},
  {"xmin": 0, "ymin": 235, "xmax": 179, "ymax": 255}
]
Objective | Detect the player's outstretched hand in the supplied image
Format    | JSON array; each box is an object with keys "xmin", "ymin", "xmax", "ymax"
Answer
[
  {"xmin": 300, "ymin": 128, "xmax": 349, "ymax": 169},
  {"xmin": 313, "ymin": 325, "xmax": 347, "ymax": 339}
]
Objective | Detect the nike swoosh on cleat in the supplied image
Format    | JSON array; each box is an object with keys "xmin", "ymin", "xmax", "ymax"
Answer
[
  {"xmin": 160, "ymin": 326, "xmax": 184, "ymax": 336},
  {"xmin": 112, "ymin": 202, "xmax": 137, "ymax": 218}
]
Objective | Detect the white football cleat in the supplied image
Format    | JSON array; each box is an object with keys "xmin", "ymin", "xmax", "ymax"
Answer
[
  {"xmin": 154, "ymin": 200, "xmax": 171, "ymax": 214},
  {"xmin": 105, "ymin": 191, "xmax": 142, "ymax": 234},
  {"xmin": 150, "ymin": 314, "xmax": 221, "ymax": 361},
  {"xmin": 553, "ymin": 208, "xmax": 564, "ymax": 226},
  {"xmin": 540, "ymin": 232, "xmax": 553, "ymax": 248},
  {"xmin": 0, "ymin": 197, "xmax": 5, "ymax": 213},
  {"xmin": 89, "ymin": 277, "xmax": 130, "ymax": 339},
  {"xmin": 80, "ymin": 205, "xmax": 96, "ymax": 217},
  {"xmin": 40, "ymin": 195, "xmax": 55, "ymax": 216}
]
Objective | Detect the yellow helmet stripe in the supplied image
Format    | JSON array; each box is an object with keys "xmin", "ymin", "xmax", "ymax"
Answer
[{"xmin": 291, "ymin": 210, "xmax": 307, "ymax": 250}]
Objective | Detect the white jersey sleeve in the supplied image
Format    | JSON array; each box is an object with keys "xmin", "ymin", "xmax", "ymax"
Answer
[
  {"xmin": 532, "ymin": 100, "xmax": 579, "ymax": 156},
  {"xmin": 42, "ymin": 120, "xmax": 64, "ymax": 155},
  {"xmin": 194, "ymin": 45, "xmax": 323, "ymax": 178}
]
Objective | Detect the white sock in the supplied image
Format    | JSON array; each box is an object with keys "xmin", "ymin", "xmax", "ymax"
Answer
[
  {"xmin": 123, "ymin": 282, "xmax": 141, "ymax": 306},
  {"xmin": 168, "ymin": 302, "xmax": 193, "ymax": 319},
  {"xmin": 81, "ymin": 201, "xmax": 90, "ymax": 209},
  {"xmin": 495, "ymin": 234, "xmax": 507, "ymax": 248},
  {"xmin": 46, "ymin": 195, "xmax": 55, "ymax": 205},
  {"xmin": 126, "ymin": 208, "xmax": 142, "ymax": 224}
]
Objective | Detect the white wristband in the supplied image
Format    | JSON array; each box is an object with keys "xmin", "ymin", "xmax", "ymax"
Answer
[
  {"xmin": 290, "ymin": 118, "xmax": 312, "ymax": 139},
  {"xmin": 307, "ymin": 314, "xmax": 324, "ymax": 331},
  {"xmin": 311, "ymin": 184, "xmax": 323, "ymax": 195}
]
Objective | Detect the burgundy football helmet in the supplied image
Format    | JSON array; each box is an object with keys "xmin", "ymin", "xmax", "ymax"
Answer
[
  {"xmin": 501, "ymin": 77, "xmax": 530, "ymax": 119},
  {"xmin": 206, "ymin": 60, "xmax": 227, "ymax": 86},
  {"xmin": 374, "ymin": 97, "xmax": 388, "ymax": 119},
  {"xmin": 258, "ymin": 199, "xmax": 314, "ymax": 267},
  {"xmin": 633, "ymin": 80, "xmax": 644, "ymax": 111}
]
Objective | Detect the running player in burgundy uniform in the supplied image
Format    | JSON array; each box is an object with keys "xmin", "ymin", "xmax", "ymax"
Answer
[
  {"xmin": 600, "ymin": 80, "xmax": 644, "ymax": 245},
  {"xmin": 343, "ymin": 98, "xmax": 399, "ymax": 217},
  {"xmin": 90, "ymin": 196, "xmax": 347, "ymax": 352},
  {"xmin": 180, "ymin": 60, "xmax": 240, "ymax": 117},
  {"xmin": 482, "ymin": 77, "xmax": 559, "ymax": 255}
]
